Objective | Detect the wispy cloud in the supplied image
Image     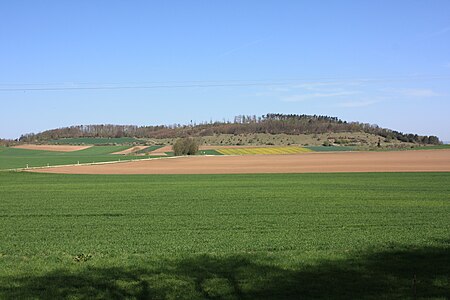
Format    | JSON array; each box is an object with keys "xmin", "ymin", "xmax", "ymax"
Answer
[
  {"xmin": 337, "ymin": 100, "xmax": 379, "ymax": 108},
  {"xmin": 430, "ymin": 26, "xmax": 450, "ymax": 37},
  {"xmin": 270, "ymin": 80, "xmax": 364, "ymax": 93},
  {"xmin": 282, "ymin": 91, "xmax": 359, "ymax": 102},
  {"xmin": 399, "ymin": 88, "xmax": 439, "ymax": 97},
  {"xmin": 218, "ymin": 38, "xmax": 269, "ymax": 57},
  {"xmin": 294, "ymin": 81, "xmax": 364, "ymax": 91},
  {"xmin": 268, "ymin": 86, "xmax": 292, "ymax": 92}
]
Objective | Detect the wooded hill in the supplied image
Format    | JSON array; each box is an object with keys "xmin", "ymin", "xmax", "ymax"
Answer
[{"xmin": 17, "ymin": 113, "xmax": 440, "ymax": 145}]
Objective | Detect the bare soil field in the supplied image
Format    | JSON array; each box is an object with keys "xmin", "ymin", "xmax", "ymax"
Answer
[
  {"xmin": 29, "ymin": 149, "xmax": 450, "ymax": 174},
  {"xmin": 13, "ymin": 144, "xmax": 92, "ymax": 152},
  {"xmin": 112, "ymin": 146, "xmax": 148, "ymax": 155}
]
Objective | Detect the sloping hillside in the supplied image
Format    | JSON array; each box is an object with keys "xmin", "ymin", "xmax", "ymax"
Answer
[{"xmin": 17, "ymin": 113, "xmax": 441, "ymax": 145}]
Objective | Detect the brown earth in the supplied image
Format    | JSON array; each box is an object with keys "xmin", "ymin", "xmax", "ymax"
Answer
[
  {"xmin": 112, "ymin": 146, "xmax": 149, "ymax": 155},
  {"xmin": 13, "ymin": 144, "xmax": 92, "ymax": 152},
  {"xmin": 29, "ymin": 149, "xmax": 450, "ymax": 174}
]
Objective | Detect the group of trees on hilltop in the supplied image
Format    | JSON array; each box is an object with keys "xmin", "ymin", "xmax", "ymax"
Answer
[{"xmin": 17, "ymin": 113, "xmax": 441, "ymax": 145}]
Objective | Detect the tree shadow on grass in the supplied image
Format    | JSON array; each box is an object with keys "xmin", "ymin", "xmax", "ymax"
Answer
[{"xmin": 1, "ymin": 244, "xmax": 449, "ymax": 299}]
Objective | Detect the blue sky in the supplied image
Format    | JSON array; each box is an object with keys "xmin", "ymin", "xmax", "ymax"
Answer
[{"xmin": 1, "ymin": 1, "xmax": 449, "ymax": 140}]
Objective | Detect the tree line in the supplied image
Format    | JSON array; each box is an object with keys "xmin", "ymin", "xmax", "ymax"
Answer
[
  {"xmin": 17, "ymin": 113, "xmax": 441, "ymax": 145},
  {"xmin": 0, "ymin": 139, "xmax": 17, "ymax": 146}
]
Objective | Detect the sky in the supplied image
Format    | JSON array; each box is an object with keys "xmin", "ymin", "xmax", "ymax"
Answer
[{"xmin": 1, "ymin": 1, "xmax": 449, "ymax": 140}]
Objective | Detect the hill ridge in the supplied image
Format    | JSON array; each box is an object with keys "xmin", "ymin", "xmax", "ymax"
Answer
[{"xmin": 14, "ymin": 113, "xmax": 441, "ymax": 145}]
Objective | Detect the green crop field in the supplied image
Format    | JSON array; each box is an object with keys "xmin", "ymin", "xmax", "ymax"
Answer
[
  {"xmin": 0, "ymin": 146, "xmax": 148, "ymax": 170},
  {"xmin": 49, "ymin": 137, "xmax": 145, "ymax": 145},
  {"xmin": 135, "ymin": 145, "xmax": 165, "ymax": 155},
  {"xmin": 198, "ymin": 149, "xmax": 223, "ymax": 155},
  {"xmin": 408, "ymin": 144, "xmax": 450, "ymax": 150},
  {"xmin": 0, "ymin": 172, "xmax": 448, "ymax": 299}
]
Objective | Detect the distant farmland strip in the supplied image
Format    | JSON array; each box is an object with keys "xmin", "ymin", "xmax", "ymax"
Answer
[
  {"xmin": 49, "ymin": 137, "xmax": 145, "ymax": 145},
  {"xmin": 217, "ymin": 146, "xmax": 312, "ymax": 155},
  {"xmin": 198, "ymin": 149, "xmax": 223, "ymax": 155},
  {"xmin": 0, "ymin": 146, "xmax": 147, "ymax": 170},
  {"xmin": 305, "ymin": 146, "xmax": 357, "ymax": 152},
  {"xmin": 12, "ymin": 144, "xmax": 92, "ymax": 152},
  {"xmin": 135, "ymin": 145, "xmax": 165, "ymax": 155},
  {"xmin": 112, "ymin": 146, "xmax": 149, "ymax": 155}
]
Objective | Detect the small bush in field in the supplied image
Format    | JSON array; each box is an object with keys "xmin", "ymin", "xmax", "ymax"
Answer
[{"xmin": 173, "ymin": 138, "xmax": 200, "ymax": 156}]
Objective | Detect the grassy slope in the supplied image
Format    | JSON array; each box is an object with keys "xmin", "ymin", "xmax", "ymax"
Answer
[
  {"xmin": 0, "ymin": 172, "xmax": 449, "ymax": 299},
  {"xmin": 151, "ymin": 132, "xmax": 416, "ymax": 148},
  {"xmin": 0, "ymin": 146, "xmax": 147, "ymax": 170}
]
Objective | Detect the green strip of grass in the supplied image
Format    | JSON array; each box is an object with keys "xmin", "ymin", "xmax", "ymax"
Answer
[
  {"xmin": 198, "ymin": 149, "xmax": 223, "ymax": 155},
  {"xmin": 0, "ymin": 146, "xmax": 144, "ymax": 170},
  {"xmin": 135, "ymin": 145, "xmax": 165, "ymax": 154},
  {"xmin": 409, "ymin": 144, "xmax": 450, "ymax": 150},
  {"xmin": 0, "ymin": 172, "xmax": 449, "ymax": 299},
  {"xmin": 49, "ymin": 137, "xmax": 145, "ymax": 145}
]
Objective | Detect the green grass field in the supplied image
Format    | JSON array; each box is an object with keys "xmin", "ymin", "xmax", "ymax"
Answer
[
  {"xmin": 135, "ymin": 145, "xmax": 165, "ymax": 155},
  {"xmin": 49, "ymin": 137, "xmax": 145, "ymax": 145},
  {"xmin": 198, "ymin": 149, "xmax": 223, "ymax": 155},
  {"xmin": 0, "ymin": 172, "xmax": 448, "ymax": 299},
  {"xmin": 408, "ymin": 144, "xmax": 450, "ymax": 150},
  {"xmin": 0, "ymin": 146, "xmax": 148, "ymax": 170}
]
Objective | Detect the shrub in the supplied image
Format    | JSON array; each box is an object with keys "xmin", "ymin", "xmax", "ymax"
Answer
[{"xmin": 172, "ymin": 137, "xmax": 200, "ymax": 156}]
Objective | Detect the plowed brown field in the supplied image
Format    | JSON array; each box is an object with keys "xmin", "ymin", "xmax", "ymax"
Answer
[{"xmin": 28, "ymin": 150, "xmax": 450, "ymax": 174}]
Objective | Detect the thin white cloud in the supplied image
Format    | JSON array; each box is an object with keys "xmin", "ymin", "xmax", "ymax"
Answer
[
  {"xmin": 268, "ymin": 86, "xmax": 292, "ymax": 92},
  {"xmin": 218, "ymin": 38, "xmax": 269, "ymax": 57},
  {"xmin": 294, "ymin": 80, "xmax": 364, "ymax": 91},
  {"xmin": 268, "ymin": 80, "xmax": 365, "ymax": 93},
  {"xmin": 430, "ymin": 26, "xmax": 450, "ymax": 37},
  {"xmin": 337, "ymin": 100, "xmax": 379, "ymax": 108},
  {"xmin": 282, "ymin": 91, "xmax": 359, "ymax": 102},
  {"xmin": 399, "ymin": 88, "xmax": 439, "ymax": 97}
]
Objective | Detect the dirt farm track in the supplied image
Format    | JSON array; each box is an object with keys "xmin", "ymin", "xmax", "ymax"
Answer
[{"xmin": 28, "ymin": 149, "xmax": 450, "ymax": 174}]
